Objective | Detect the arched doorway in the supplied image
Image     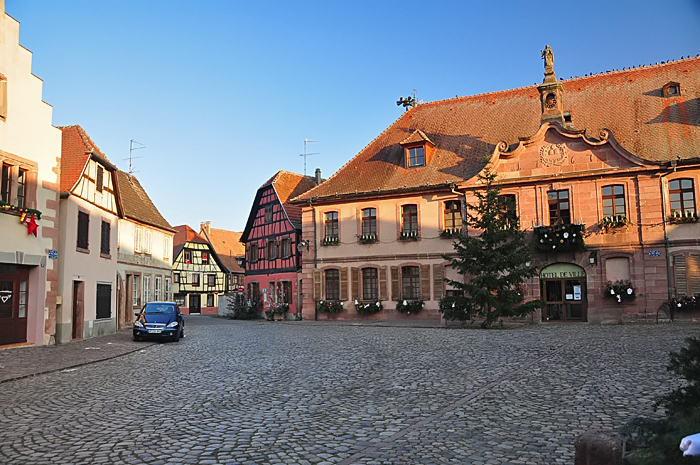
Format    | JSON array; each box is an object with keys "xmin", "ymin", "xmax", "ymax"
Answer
[{"xmin": 540, "ymin": 263, "xmax": 587, "ymax": 322}]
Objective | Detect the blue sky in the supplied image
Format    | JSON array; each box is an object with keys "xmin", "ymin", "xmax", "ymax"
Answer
[{"xmin": 6, "ymin": 0, "xmax": 700, "ymax": 232}]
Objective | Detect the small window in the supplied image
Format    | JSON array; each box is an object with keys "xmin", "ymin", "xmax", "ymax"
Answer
[
  {"xmin": 77, "ymin": 211, "xmax": 90, "ymax": 250},
  {"xmin": 548, "ymin": 190, "xmax": 571, "ymax": 225},
  {"xmin": 281, "ymin": 238, "xmax": 291, "ymax": 258},
  {"xmin": 402, "ymin": 266, "xmax": 420, "ymax": 300},
  {"xmin": 266, "ymin": 241, "xmax": 276, "ymax": 260},
  {"xmin": 265, "ymin": 205, "xmax": 273, "ymax": 223},
  {"xmin": 201, "ymin": 251, "xmax": 209, "ymax": 265},
  {"xmin": 16, "ymin": 169, "xmax": 26, "ymax": 208},
  {"xmin": 444, "ymin": 200, "xmax": 462, "ymax": 230},
  {"xmin": 154, "ymin": 277, "xmax": 162, "ymax": 301},
  {"xmin": 362, "ymin": 208, "xmax": 377, "ymax": 237},
  {"xmin": 670, "ymin": 179, "xmax": 696, "ymax": 216},
  {"xmin": 281, "ymin": 281, "xmax": 292, "ymax": 304},
  {"xmin": 325, "ymin": 269, "xmax": 340, "ymax": 301},
  {"xmin": 325, "ymin": 212, "xmax": 339, "ymax": 239},
  {"xmin": 133, "ymin": 276, "xmax": 140, "ymax": 307},
  {"xmin": 96, "ymin": 283, "xmax": 112, "ymax": 319},
  {"xmin": 663, "ymin": 82, "xmax": 681, "ymax": 98},
  {"xmin": 407, "ymin": 146, "xmax": 424, "ymax": 167},
  {"xmin": 100, "ymin": 220, "xmax": 111, "ymax": 256},
  {"xmin": 174, "ymin": 272, "xmax": 180, "ymax": 284},
  {"xmin": 143, "ymin": 276, "xmax": 151, "ymax": 304},
  {"xmin": 184, "ymin": 250, "xmax": 192, "ymax": 264},
  {"xmin": 1, "ymin": 163, "xmax": 10, "ymax": 202},
  {"xmin": 208, "ymin": 274, "xmax": 216, "ymax": 286},
  {"xmin": 207, "ymin": 294, "xmax": 214, "ymax": 307},
  {"xmin": 401, "ymin": 204, "xmax": 418, "ymax": 233},
  {"xmin": 165, "ymin": 278, "xmax": 171, "ymax": 301},
  {"xmin": 499, "ymin": 194, "xmax": 517, "ymax": 226},
  {"xmin": 249, "ymin": 244, "xmax": 258, "ymax": 263},
  {"xmin": 192, "ymin": 273, "xmax": 200, "ymax": 287},
  {"xmin": 96, "ymin": 166, "xmax": 104, "ymax": 193},
  {"xmin": 362, "ymin": 268, "xmax": 378, "ymax": 301},
  {"xmin": 602, "ymin": 185, "xmax": 626, "ymax": 218}
]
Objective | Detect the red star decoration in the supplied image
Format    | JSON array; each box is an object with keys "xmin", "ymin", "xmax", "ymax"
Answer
[{"xmin": 26, "ymin": 214, "xmax": 38, "ymax": 237}]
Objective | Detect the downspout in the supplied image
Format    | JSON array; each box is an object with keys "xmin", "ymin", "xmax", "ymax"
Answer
[
  {"xmin": 659, "ymin": 161, "xmax": 676, "ymax": 321},
  {"xmin": 310, "ymin": 199, "xmax": 318, "ymax": 321}
]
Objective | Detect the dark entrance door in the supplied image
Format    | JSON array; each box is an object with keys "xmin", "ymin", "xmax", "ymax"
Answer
[
  {"xmin": 189, "ymin": 294, "xmax": 201, "ymax": 314},
  {"xmin": 72, "ymin": 281, "xmax": 84, "ymax": 340},
  {"xmin": 0, "ymin": 265, "xmax": 29, "ymax": 345},
  {"xmin": 541, "ymin": 279, "xmax": 587, "ymax": 322}
]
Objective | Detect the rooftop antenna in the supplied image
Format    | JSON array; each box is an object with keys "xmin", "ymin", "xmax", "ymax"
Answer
[
  {"xmin": 299, "ymin": 138, "xmax": 319, "ymax": 176},
  {"xmin": 125, "ymin": 140, "xmax": 145, "ymax": 174}
]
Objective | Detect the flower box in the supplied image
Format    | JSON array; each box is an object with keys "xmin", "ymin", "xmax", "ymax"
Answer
[
  {"xmin": 359, "ymin": 234, "xmax": 378, "ymax": 244},
  {"xmin": 354, "ymin": 299, "xmax": 382, "ymax": 315},
  {"xmin": 670, "ymin": 210, "xmax": 699, "ymax": 224},
  {"xmin": 316, "ymin": 300, "xmax": 344, "ymax": 314},
  {"xmin": 532, "ymin": 223, "xmax": 586, "ymax": 253},
  {"xmin": 322, "ymin": 236, "xmax": 340, "ymax": 246},
  {"xmin": 398, "ymin": 230, "xmax": 419, "ymax": 241},
  {"xmin": 601, "ymin": 215, "xmax": 630, "ymax": 232},
  {"xmin": 396, "ymin": 299, "xmax": 424, "ymax": 314},
  {"xmin": 439, "ymin": 228, "xmax": 460, "ymax": 239},
  {"xmin": 604, "ymin": 280, "xmax": 636, "ymax": 303}
]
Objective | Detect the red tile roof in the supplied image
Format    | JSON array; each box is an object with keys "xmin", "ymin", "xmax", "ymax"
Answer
[
  {"xmin": 115, "ymin": 170, "xmax": 174, "ymax": 232},
  {"xmin": 200, "ymin": 227, "xmax": 244, "ymax": 273},
  {"xmin": 262, "ymin": 170, "xmax": 318, "ymax": 227},
  {"xmin": 294, "ymin": 57, "xmax": 700, "ymax": 202},
  {"xmin": 173, "ymin": 224, "xmax": 210, "ymax": 263},
  {"xmin": 58, "ymin": 125, "xmax": 112, "ymax": 193}
]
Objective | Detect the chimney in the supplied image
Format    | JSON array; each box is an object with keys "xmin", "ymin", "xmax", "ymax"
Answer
[
  {"xmin": 201, "ymin": 221, "xmax": 211, "ymax": 236},
  {"xmin": 315, "ymin": 168, "xmax": 321, "ymax": 185}
]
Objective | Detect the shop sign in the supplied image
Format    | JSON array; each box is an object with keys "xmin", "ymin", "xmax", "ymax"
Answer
[{"xmin": 540, "ymin": 263, "xmax": 586, "ymax": 279}]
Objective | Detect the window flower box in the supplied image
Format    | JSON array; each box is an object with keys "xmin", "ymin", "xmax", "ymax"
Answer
[
  {"xmin": 670, "ymin": 294, "xmax": 700, "ymax": 311},
  {"xmin": 440, "ymin": 228, "xmax": 461, "ymax": 239},
  {"xmin": 354, "ymin": 299, "xmax": 382, "ymax": 315},
  {"xmin": 601, "ymin": 215, "xmax": 630, "ymax": 232},
  {"xmin": 0, "ymin": 200, "xmax": 42, "ymax": 219},
  {"xmin": 604, "ymin": 280, "xmax": 636, "ymax": 303},
  {"xmin": 316, "ymin": 300, "xmax": 344, "ymax": 314},
  {"xmin": 396, "ymin": 299, "xmax": 424, "ymax": 314},
  {"xmin": 322, "ymin": 236, "xmax": 340, "ymax": 246},
  {"xmin": 359, "ymin": 234, "xmax": 377, "ymax": 244},
  {"xmin": 399, "ymin": 230, "xmax": 419, "ymax": 241},
  {"xmin": 532, "ymin": 223, "xmax": 586, "ymax": 253},
  {"xmin": 670, "ymin": 210, "xmax": 699, "ymax": 224}
]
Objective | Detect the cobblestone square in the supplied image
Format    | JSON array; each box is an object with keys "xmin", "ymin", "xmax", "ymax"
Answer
[{"xmin": 1, "ymin": 319, "xmax": 698, "ymax": 464}]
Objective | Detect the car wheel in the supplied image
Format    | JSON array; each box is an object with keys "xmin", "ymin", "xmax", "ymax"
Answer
[
  {"xmin": 133, "ymin": 335, "xmax": 140, "ymax": 342},
  {"xmin": 172, "ymin": 329, "xmax": 180, "ymax": 342}
]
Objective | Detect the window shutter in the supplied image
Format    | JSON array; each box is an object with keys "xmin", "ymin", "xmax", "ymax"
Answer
[
  {"xmin": 420, "ymin": 265, "xmax": 431, "ymax": 301},
  {"xmin": 340, "ymin": 267, "xmax": 349, "ymax": 301},
  {"xmin": 675, "ymin": 254, "xmax": 688, "ymax": 296},
  {"xmin": 135, "ymin": 229, "xmax": 142, "ymax": 253},
  {"xmin": 689, "ymin": 255, "xmax": 700, "ymax": 295},
  {"xmin": 313, "ymin": 269, "xmax": 322, "ymax": 300},
  {"xmin": 391, "ymin": 266, "xmax": 399, "ymax": 301},
  {"xmin": 351, "ymin": 267, "xmax": 359, "ymax": 301},
  {"xmin": 379, "ymin": 266, "xmax": 388, "ymax": 301},
  {"xmin": 433, "ymin": 264, "xmax": 444, "ymax": 300},
  {"xmin": 26, "ymin": 170, "xmax": 38, "ymax": 209},
  {"xmin": 145, "ymin": 230, "xmax": 152, "ymax": 254}
]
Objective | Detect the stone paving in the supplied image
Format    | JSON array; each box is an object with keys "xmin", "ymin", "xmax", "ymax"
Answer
[{"xmin": 0, "ymin": 318, "xmax": 698, "ymax": 464}]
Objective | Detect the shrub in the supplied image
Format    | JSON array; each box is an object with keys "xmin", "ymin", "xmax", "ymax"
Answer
[{"xmin": 316, "ymin": 300, "xmax": 344, "ymax": 314}]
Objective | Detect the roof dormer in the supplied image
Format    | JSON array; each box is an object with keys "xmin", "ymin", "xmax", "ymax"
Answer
[
  {"xmin": 663, "ymin": 81, "xmax": 681, "ymax": 98},
  {"xmin": 400, "ymin": 130, "xmax": 435, "ymax": 168}
]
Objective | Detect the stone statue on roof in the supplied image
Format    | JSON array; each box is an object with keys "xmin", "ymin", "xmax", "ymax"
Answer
[{"xmin": 542, "ymin": 45, "xmax": 554, "ymax": 73}]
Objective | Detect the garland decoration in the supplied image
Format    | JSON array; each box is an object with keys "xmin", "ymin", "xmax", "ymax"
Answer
[
  {"xmin": 533, "ymin": 223, "xmax": 586, "ymax": 253},
  {"xmin": 316, "ymin": 300, "xmax": 344, "ymax": 314},
  {"xmin": 604, "ymin": 280, "xmax": 636, "ymax": 303},
  {"xmin": 354, "ymin": 299, "xmax": 382, "ymax": 315},
  {"xmin": 0, "ymin": 200, "xmax": 43, "ymax": 220},
  {"xmin": 396, "ymin": 299, "xmax": 424, "ymax": 314},
  {"xmin": 670, "ymin": 295, "xmax": 700, "ymax": 311}
]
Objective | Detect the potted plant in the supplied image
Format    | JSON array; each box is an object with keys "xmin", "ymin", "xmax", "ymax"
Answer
[
  {"xmin": 604, "ymin": 280, "xmax": 636, "ymax": 303},
  {"xmin": 354, "ymin": 299, "xmax": 382, "ymax": 315},
  {"xmin": 396, "ymin": 299, "xmax": 424, "ymax": 314},
  {"xmin": 316, "ymin": 300, "xmax": 344, "ymax": 314},
  {"xmin": 601, "ymin": 215, "xmax": 631, "ymax": 232}
]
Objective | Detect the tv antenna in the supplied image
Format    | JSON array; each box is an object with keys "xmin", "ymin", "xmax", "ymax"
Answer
[
  {"xmin": 299, "ymin": 138, "xmax": 319, "ymax": 176},
  {"xmin": 124, "ymin": 140, "xmax": 145, "ymax": 174}
]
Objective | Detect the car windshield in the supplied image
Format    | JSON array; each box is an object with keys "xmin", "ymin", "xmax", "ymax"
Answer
[{"xmin": 143, "ymin": 304, "xmax": 176, "ymax": 315}]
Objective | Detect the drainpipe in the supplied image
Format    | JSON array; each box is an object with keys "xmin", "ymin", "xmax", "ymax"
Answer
[
  {"xmin": 309, "ymin": 199, "xmax": 318, "ymax": 321},
  {"xmin": 659, "ymin": 161, "xmax": 676, "ymax": 321}
]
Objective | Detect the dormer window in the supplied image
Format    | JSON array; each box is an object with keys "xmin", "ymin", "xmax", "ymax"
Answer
[
  {"xmin": 408, "ymin": 147, "xmax": 424, "ymax": 167},
  {"xmin": 663, "ymin": 82, "xmax": 681, "ymax": 98},
  {"xmin": 400, "ymin": 130, "xmax": 435, "ymax": 169}
]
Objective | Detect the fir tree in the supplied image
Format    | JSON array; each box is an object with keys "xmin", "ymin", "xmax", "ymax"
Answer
[{"xmin": 441, "ymin": 171, "xmax": 543, "ymax": 328}]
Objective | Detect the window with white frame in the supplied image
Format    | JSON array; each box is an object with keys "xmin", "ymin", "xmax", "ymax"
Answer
[
  {"xmin": 154, "ymin": 276, "xmax": 162, "ymax": 301},
  {"xmin": 133, "ymin": 275, "xmax": 140, "ymax": 307},
  {"xmin": 165, "ymin": 278, "xmax": 171, "ymax": 301}
]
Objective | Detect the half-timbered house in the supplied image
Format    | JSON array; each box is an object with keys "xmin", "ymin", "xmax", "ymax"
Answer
[
  {"xmin": 291, "ymin": 51, "xmax": 700, "ymax": 324},
  {"xmin": 0, "ymin": 4, "xmax": 62, "ymax": 347},
  {"xmin": 116, "ymin": 170, "xmax": 175, "ymax": 328},
  {"xmin": 57, "ymin": 125, "xmax": 121, "ymax": 342},
  {"xmin": 199, "ymin": 222, "xmax": 245, "ymax": 294},
  {"xmin": 241, "ymin": 171, "xmax": 318, "ymax": 318},
  {"xmin": 172, "ymin": 225, "xmax": 227, "ymax": 314}
]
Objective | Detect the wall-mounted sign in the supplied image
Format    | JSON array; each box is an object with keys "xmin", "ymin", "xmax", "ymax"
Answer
[
  {"xmin": 48, "ymin": 249, "xmax": 58, "ymax": 259},
  {"xmin": 649, "ymin": 250, "xmax": 661, "ymax": 257},
  {"xmin": 540, "ymin": 263, "xmax": 586, "ymax": 279}
]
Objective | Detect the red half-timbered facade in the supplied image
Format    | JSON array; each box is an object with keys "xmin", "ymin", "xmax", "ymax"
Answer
[{"xmin": 241, "ymin": 171, "xmax": 318, "ymax": 318}]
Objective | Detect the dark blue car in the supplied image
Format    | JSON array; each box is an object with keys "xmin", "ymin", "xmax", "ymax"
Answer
[{"xmin": 133, "ymin": 302, "xmax": 185, "ymax": 342}]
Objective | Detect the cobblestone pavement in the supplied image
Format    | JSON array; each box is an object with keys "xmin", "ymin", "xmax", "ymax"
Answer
[{"xmin": 0, "ymin": 318, "xmax": 699, "ymax": 464}]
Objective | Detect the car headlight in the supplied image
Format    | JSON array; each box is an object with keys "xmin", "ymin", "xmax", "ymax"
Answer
[
  {"xmin": 134, "ymin": 321, "xmax": 144, "ymax": 328},
  {"xmin": 166, "ymin": 321, "xmax": 178, "ymax": 328}
]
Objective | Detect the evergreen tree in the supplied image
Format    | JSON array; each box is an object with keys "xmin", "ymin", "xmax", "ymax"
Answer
[
  {"xmin": 225, "ymin": 289, "xmax": 263, "ymax": 320},
  {"xmin": 441, "ymin": 171, "xmax": 543, "ymax": 328}
]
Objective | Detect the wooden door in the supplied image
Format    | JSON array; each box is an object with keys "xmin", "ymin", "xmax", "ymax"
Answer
[
  {"xmin": 72, "ymin": 281, "xmax": 84, "ymax": 340},
  {"xmin": 0, "ymin": 270, "xmax": 28, "ymax": 345},
  {"xmin": 190, "ymin": 294, "xmax": 201, "ymax": 314}
]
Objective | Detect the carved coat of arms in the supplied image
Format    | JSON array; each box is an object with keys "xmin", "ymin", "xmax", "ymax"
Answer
[{"xmin": 539, "ymin": 144, "xmax": 568, "ymax": 167}]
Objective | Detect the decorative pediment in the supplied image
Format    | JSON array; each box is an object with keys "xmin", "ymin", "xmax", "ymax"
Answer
[{"xmin": 400, "ymin": 129, "xmax": 434, "ymax": 147}]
